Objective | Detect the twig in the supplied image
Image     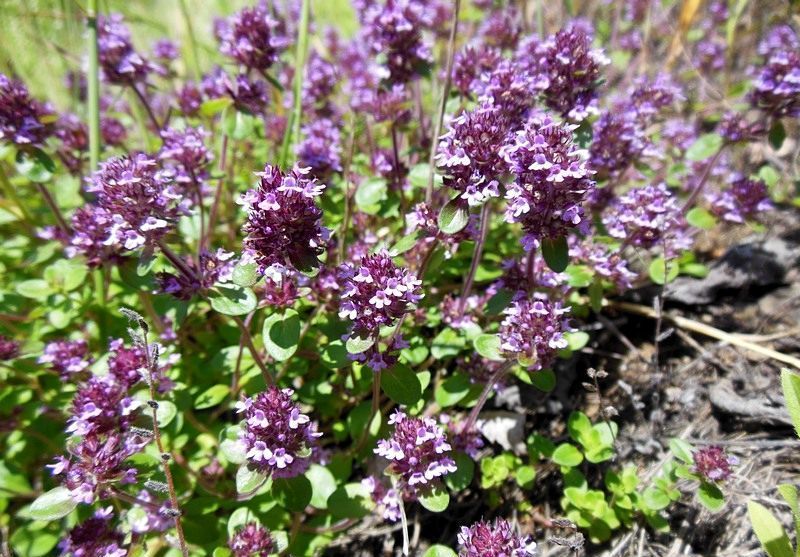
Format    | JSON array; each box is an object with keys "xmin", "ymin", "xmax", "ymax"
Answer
[
  {"xmin": 232, "ymin": 315, "xmax": 273, "ymax": 385},
  {"xmin": 461, "ymin": 361, "xmax": 514, "ymax": 434},
  {"xmin": 609, "ymin": 300, "xmax": 800, "ymax": 370},
  {"xmin": 458, "ymin": 201, "xmax": 491, "ymax": 316}
]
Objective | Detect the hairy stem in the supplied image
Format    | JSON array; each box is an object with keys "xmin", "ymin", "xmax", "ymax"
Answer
[
  {"xmin": 682, "ymin": 147, "xmax": 726, "ymax": 213},
  {"xmin": 34, "ymin": 182, "xmax": 71, "ymax": 236},
  {"xmin": 131, "ymin": 84, "xmax": 162, "ymax": 131},
  {"xmin": 232, "ymin": 316, "xmax": 273, "ymax": 385},
  {"xmin": 458, "ymin": 201, "xmax": 491, "ymax": 316},
  {"xmin": 462, "ymin": 361, "xmax": 514, "ymax": 434}
]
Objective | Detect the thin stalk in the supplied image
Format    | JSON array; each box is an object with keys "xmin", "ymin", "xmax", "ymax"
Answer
[
  {"xmin": 131, "ymin": 84, "xmax": 162, "ymax": 131},
  {"xmin": 353, "ymin": 366, "xmax": 382, "ymax": 453},
  {"xmin": 278, "ymin": 0, "xmax": 310, "ymax": 168},
  {"xmin": 461, "ymin": 361, "xmax": 514, "ymax": 434},
  {"xmin": 140, "ymin": 333, "xmax": 189, "ymax": 557},
  {"xmin": 0, "ymin": 165, "xmax": 35, "ymax": 234},
  {"xmin": 426, "ymin": 0, "xmax": 461, "ymax": 205},
  {"xmin": 157, "ymin": 241, "xmax": 199, "ymax": 283},
  {"xmin": 34, "ymin": 183, "xmax": 70, "ymax": 236},
  {"xmin": 458, "ymin": 201, "xmax": 491, "ymax": 316},
  {"xmin": 682, "ymin": 147, "xmax": 726, "ymax": 213},
  {"xmin": 390, "ymin": 123, "xmax": 406, "ymax": 214},
  {"xmin": 336, "ymin": 125, "xmax": 357, "ymax": 264},
  {"xmin": 204, "ymin": 134, "xmax": 228, "ymax": 252},
  {"xmin": 232, "ymin": 316, "xmax": 273, "ymax": 385},
  {"xmin": 178, "ymin": 0, "xmax": 202, "ymax": 81},
  {"xmin": 87, "ymin": 0, "xmax": 101, "ymax": 171}
]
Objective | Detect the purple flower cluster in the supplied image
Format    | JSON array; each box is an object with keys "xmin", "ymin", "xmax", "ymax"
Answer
[
  {"xmin": 453, "ymin": 44, "xmax": 501, "ymax": 98},
  {"xmin": 0, "ymin": 335, "xmax": 20, "ymax": 361},
  {"xmin": 499, "ymin": 295, "xmax": 571, "ymax": 370},
  {"xmin": 73, "ymin": 154, "xmax": 185, "ymax": 259},
  {"xmin": 457, "ymin": 518, "xmax": 537, "ymax": 557},
  {"xmin": 588, "ymin": 111, "xmax": 648, "ymax": 180},
  {"xmin": 236, "ymin": 387, "xmax": 320, "ymax": 478},
  {"xmin": 159, "ymin": 126, "xmax": 213, "ymax": 178},
  {"xmin": 218, "ymin": 4, "xmax": 288, "ymax": 72},
  {"xmin": 749, "ymin": 47, "xmax": 800, "ymax": 118},
  {"xmin": 361, "ymin": 475, "xmax": 402, "ymax": 522},
  {"xmin": 533, "ymin": 23, "xmax": 608, "ymax": 121},
  {"xmin": 502, "ymin": 113, "xmax": 594, "ymax": 250},
  {"xmin": 477, "ymin": 8, "xmax": 522, "ymax": 50},
  {"xmin": 718, "ymin": 112, "xmax": 765, "ymax": 144},
  {"xmin": 362, "ymin": 0, "xmax": 431, "ymax": 84},
  {"xmin": 303, "ymin": 52, "xmax": 339, "ymax": 114},
  {"xmin": 375, "ymin": 410, "xmax": 457, "ymax": 493},
  {"xmin": 0, "ymin": 73, "xmax": 54, "ymax": 146},
  {"xmin": 474, "ymin": 59, "xmax": 543, "ymax": 122},
  {"xmin": 296, "ymin": 118, "xmax": 342, "ymax": 181},
  {"xmin": 707, "ymin": 175, "xmax": 772, "ymax": 223},
  {"xmin": 692, "ymin": 446, "xmax": 738, "ymax": 482},
  {"xmin": 156, "ymin": 248, "xmax": 234, "ymax": 300},
  {"xmin": 240, "ymin": 164, "xmax": 328, "ymax": 274},
  {"xmin": 338, "ymin": 249, "xmax": 423, "ymax": 340},
  {"xmin": 570, "ymin": 239, "xmax": 636, "ymax": 292},
  {"xmin": 435, "ymin": 104, "xmax": 509, "ymax": 206},
  {"xmin": 97, "ymin": 14, "xmax": 157, "ymax": 85},
  {"xmin": 603, "ymin": 183, "xmax": 692, "ymax": 255},
  {"xmin": 58, "ymin": 507, "xmax": 127, "ymax": 557},
  {"xmin": 55, "ymin": 113, "xmax": 89, "ymax": 174},
  {"xmin": 38, "ymin": 339, "xmax": 92, "ymax": 378},
  {"xmin": 229, "ymin": 523, "xmax": 274, "ymax": 557}
]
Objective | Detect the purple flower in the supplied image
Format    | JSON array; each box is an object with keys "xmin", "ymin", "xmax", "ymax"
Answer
[
  {"xmin": 535, "ymin": 23, "xmax": 608, "ymax": 121},
  {"xmin": 303, "ymin": 52, "xmax": 339, "ymax": 113},
  {"xmin": 749, "ymin": 48, "xmax": 800, "ymax": 118},
  {"xmin": 758, "ymin": 25, "xmax": 800, "ymax": 58},
  {"xmin": 589, "ymin": 110, "xmax": 648, "ymax": 181},
  {"xmin": 707, "ymin": 175, "xmax": 772, "ymax": 223},
  {"xmin": 435, "ymin": 103, "xmax": 509, "ymax": 206},
  {"xmin": 457, "ymin": 518, "xmax": 537, "ymax": 557},
  {"xmin": 570, "ymin": 239, "xmax": 636, "ymax": 292},
  {"xmin": 362, "ymin": 0, "xmax": 431, "ymax": 84},
  {"xmin": 237, "ymin": 387, "xmax": 320, "ymax": 478},
  {"xmin": 176, "ymin": 82, "xmax": 203, "ymax": 116},
  {"xmin": 362, "ymin": 476, "xmax": 402, "ymax": 522},
  {"xmin": 219, "ymin": 4, "xmax": 288, "ymax": 72},
  {"xmin": 156, "ymin": 248, "xmax": 234, "ymax": 300},
  {"xmin": 375, "ymin": 409, "xmax": 457, "ymax": 493},
  {"xmin": 502, "ymin": 113, "xmax": 594, "ymax": 249},
  {"xmin": 229, "ymin": 523, "xmax": 274, "ymax": 557},
  {"xmin": 230, "ymin": 74, "xmax": 270, "ymax": 114},
  {"xmin": 85, "ymin": 153, "xmax": 185, "ymax": 252},
  {"xmin": 0, "ymin": 73, "xmax": 54, "ymax": 146},
  {"xmin": 0, "ymin": 335, "xmax": 20, "ymax": 361},
  {"xmin": 55, "ymin": 113, "xmax": 89, "ymax": 174},
  {"xmin": 159, "ymin": 126, "xmax": 213, "ymax": 173},
  {"xmin": 453, "ymin": 44, "xmax": 502, "ymax": 97},
  {"xmin": 474, "ymin": 59, "xmax": 543, "ymax": 122},
  {"xmin": 296, "ymin": 118, "xmax": 342, "ymax": 180},
  {"xmin": 100, "ymin": 116, "xmax": 127, "ymax": 147},
  {"xmin": 603, "ymin": 183, "xmax": 692, "ymax": 255},
  {"xmin": 692, "ymin": 445, "xmax": 737, "ymax": 482},
  {"xmin": 58, "ymin": 508, "xmax": 127, "ymax": 557},
  {"xmin": 718, "ymin": 112, "xmax": 765, "ymax": 143},
  {"xmin": 39, "ymin": 339, "xmax": 92, "ymax": 378},
  {"xmin": 97, "ymin": 14, "xmax": 158, "ymax": 85},
  {"xmin": 241, "ymin": 164, "xmax": 327, "ymax": 274},
  {"xmin": 152, "ymin": 38, "xmax": 179, "ymax": 62},
  {"xmin": 625, "ymin": 74, "xmax": 682, "ymax": 123},
  {"xmin": 107, "ymin": 337, "xmax": 173, "ymax": 391},
  {"xmin": 499, "ymin": 294, "xmax": 571, "ymax": 370},
  {"xmin": 67, "ymin": 205, "xmax": 122, "ymax": 267},
  {"xmin": 337, "ymin": 249, "xmax": 422, "ymax": 340},
  {"xmin": 477, "ymin": 8, "xmax": 522, "ymax": 50},
  {"xmin": 130, "ymin": 490, "xmax": 172, "ymax": 533}
]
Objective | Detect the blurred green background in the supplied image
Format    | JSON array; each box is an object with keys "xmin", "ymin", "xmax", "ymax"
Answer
[{"xmin": 0, "ymin": 0, "xmax": 358, "ymax": 107}]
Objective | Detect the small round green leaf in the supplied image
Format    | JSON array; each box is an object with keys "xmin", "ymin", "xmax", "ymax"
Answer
[
  {"xmin": 648, "ymin": 257, "xmax": 679, "ymax": 285},
  {"xmin": 438, "ymin": 197, "xmax": 469, "ymax": 234},
  {"xmin": 686, "ymin": 207, "xmax": 717, "ymax": 230},
  {"xmin": 381, "ymin": 363, "xmax": 423, "ymax": 406},
  {"xmin": 444, "ymin": 452, "xmax": 475, "ymax": 492},
  {"xmin": 345, "ymin": 334, "xmax": 374, "ymax": 354},
  {"xmin": 209, "ymin": 285, "xmax": 257, "ymax": 316},
  {"xmin": 29, "ymin": 486, "xmax": 77, "ymax": 521},
  {"xmin": 686, "ymin": 133, "xmax": 723, "ymax": 161},
  {"xmin": 423, "ymin": 545, "xmax": 457, "ymax": 557},
  {"xmin": 262, "ymin": 309, "xmax": 300, "ymax": 362},
  {"xmin": 306, "ymin": 465, "xmax": 337, "ymax": 510},
  {"xmin": 274, "ymin": 475, "xmax": 313, "ymax": 512},
  {"xmin": 697, "ymin": 482, "xmax": 725, "ymax": 512},
  {"xmin": 542, "ymin": 236, "xmax": 569, "ymax": 272},
  {"xmin": 552, "ymin": 444, "xmax": 584, "ymax": 467},
  {"xmin": 474, "ymin": 334, "xmax": 504, "ymax": 362},
  {"xmin": 235, "ymin": 465, "xmax": 266, "ymax": 495},
  {"xmin": 232, "ymin": 262, "xmax": 259, "ymax": 287},
  {"xmin": 194, "ymin": 384, "xmax": 230, "ymax": 410},
  {"xmin": 418, "ymin": 485, "xmax": 450, "ymax": 512}
]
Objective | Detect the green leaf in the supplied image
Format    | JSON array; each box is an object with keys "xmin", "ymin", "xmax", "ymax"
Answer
[
  {"xmin": 769, "ymin": 120, "xmax": 787, "ymax": 151},
  {"xmin": 223, "ymin": 109, "xmax": 256, "ymax": 140},
  {"xmin": 418, "ymin": 485, "xmax": 450, "ymax": 512},
  {"xmin": 435, "ymin": 373, "xmax": 471, "ymax": 407},
  {"xmin": 155, "ymin": 400, "xmax": 177, "ymax": 427},
  {"xmin": 227, "ymin": 507, "xmax": 260, "ymax": 537},
  {"xmin": 306, "ymin": 465, "xmax": 337, "ymax": 510},
  {"xmin": 515, "ymin": 465, "xmax": 536, "ymax": 489},
  {"xmin": 262, "ymin": 309, "xmax": 300, "ymax": 362},
  {"xmin": 588, "ymin": 278, "xmax": 604, "ymax": 312},
  {"xmin": 423, "ymin": 546, "xmax": 457, "ymax": 557},
  {"xmin": 567, "ymin": 412, "xmax": 593, "ymax": 445},
  {"xmin": 28, "ymin": 486, "xmax": 78, "ymax": 521},
  {"xmin": 16, "ymin": 279, "xmax": 53, "ymax": 301},
  {"xmin": 15, "ymin": 148, "xmax": 55, "ymax": 182},
  {"xmin": 235, "ymin": 465, "xmax": 267, "ymax": 495},
  {"xmin": 668, "ymin": 438, "xmax": 695, "ymax": 464},
  {"xmin": 565, "ymin": 331, "xmax": 590, "ymax": 351},
  {"xmin": 44, "ymin": 259, "xmax": 88, "ymax": 292},
  {"xmin": 381, "ymin": 363, "xmax": 423, "ymax": 406},
  {"xmin": 781, "ymin": 369, "xmax": 800, "ymax": 439},
  {"xmin": 541, "ymin": 236, "xmax": 569, "ymax": 272},
  {"xmin": 686, "ymin": 207, "xmax": 717, "ymax": 230},
  {"xmin": 0, "ymin": 463, "xmax": 32, "ymax": 495},
  {"xmin": 438, "ymin": 196, "xmax": 469, "ymax": 234},
  {"xmin": 552, "ymin": 444, "xmax": 584, "ymax": 467},
  {"xmin": 232, "ymin": 262, "xmax": 259, "ymax": 287},
  {"xmin": 209, "ymin": 285, "xmax": 257, "ymax": 315},
  {"xmin": 748, "ymin": 501, "xmax": 794, "ymax": 557},
  {"xmin": 355, "ymin": 177, "xmax": 388, "ymax": 213},
  {"xmin": 473, "ymin": 334, "xmax": 504, "ymax": 362},
  {"xmin": 9, "ymin": 526, "xmax": 58, "ymax": 557},
  {"xmin": 327, "ymin": 483, "xmax": 374, "ymax": 519},
  {"xmin": 321, "ymin": 340, "xmax": 349, "ymax": 369},
  {"xmin": 530, "ymin": 369, "xmax": 556, "ymax": 392},
  {"xmin": 200, "ymin": 97, "xmax": 233, "ymax": 117},
  {"xmin": 643, "ymin": 486, "xmax": 671, "ymax": 511},
  {"xmin": 431, "ymin": 327, "xmax": 466, "ymax": 359},
  {"xmin": 697, "ymin": 482, "xmax": 725, "ymax": 512},
  {"xmin": 648, "ymin": 257, "xmax": 679, "ymax": 285},
  {"xmin": 444, "ymin": 452, "xmax": 475, "ymax": 492},
  {"xmin": 686, "ymin": 133, "xmax": 723, "ymax": 161},
  {"xmin": 345, "ymin": 334, "xmax": 374, "ymax": 354},
  {"xmin": 274, "ymin": 475, "xmax": 313, "ymax": 512},
  {"xmin": 194, "ymin": 384, "xmax": 230, "ymax": 409},
  {"xmin": 777, "ymin": 484, "xmax": 800, "ymax": 536},
  {"xmin": 390, "ymin": 230, "xmax": 422, "ymax": 256},
  {"xmin": 485, "ymin": 288, "xmax": 514, "ymax": 315},
  {"xmin": 565, "ymin": 264, "xmax": 594, "ymax": 288}
]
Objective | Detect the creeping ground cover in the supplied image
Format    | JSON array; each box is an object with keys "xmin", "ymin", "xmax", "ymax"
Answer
[{"xmin": 1, "ymin": 0, "xmax": 800, "ymax": 555}]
